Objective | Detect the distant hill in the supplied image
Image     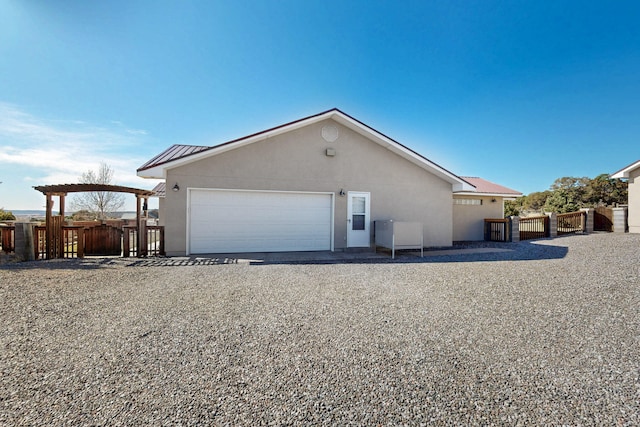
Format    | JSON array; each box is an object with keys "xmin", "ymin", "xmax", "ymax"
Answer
[
  {"xmin": 9, "ymin": 210, "xmax": 46, "ymax": 221},
  {"xmin": 10, "ymin": 210, "xmax": 46, "ymax": 216}
]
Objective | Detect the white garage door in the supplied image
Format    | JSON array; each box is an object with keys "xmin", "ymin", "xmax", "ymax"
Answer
[{"xmin": 188, "ymin": 189, "xmax": 333, "ymax": 254}]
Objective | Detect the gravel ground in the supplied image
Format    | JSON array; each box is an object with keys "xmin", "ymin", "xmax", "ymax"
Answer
[{"xmin": 1, "ymin": 233, "xmax": 639, "ymax": 426}]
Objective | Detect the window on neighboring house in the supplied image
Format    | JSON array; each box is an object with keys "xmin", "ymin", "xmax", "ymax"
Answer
[{"xmin": 454, "ymin": 198, "xmax": 482, "ymax": 205}]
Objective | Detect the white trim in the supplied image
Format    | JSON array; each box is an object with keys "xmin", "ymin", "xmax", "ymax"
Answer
[
  {"xmin": 185, "ymin": 188, "xmax": 335, "ymax": 255},
  {"xmin": 138, "ymin": 110, "xmax": 474, "ymax": 192},
  {"xmin": 454, "ymin": 192, "xmax": 521, "ymax": 197},
  {"xmin": 347, "ymin": 191, "xmax": 371, "ymax": 248},
  {"xmin": 611, "ymin": 160, "xmax": 640, "ymax": 179}
]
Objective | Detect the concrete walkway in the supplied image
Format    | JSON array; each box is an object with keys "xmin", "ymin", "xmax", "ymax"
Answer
[{"xmin": 166, "ymin": 247, "xmax": 514, "ymax": 265}]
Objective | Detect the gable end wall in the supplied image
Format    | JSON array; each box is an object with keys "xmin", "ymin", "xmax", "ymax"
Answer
[{"xmin": 163, "ymin": 119, "xmax": 454, "ymax": 255}]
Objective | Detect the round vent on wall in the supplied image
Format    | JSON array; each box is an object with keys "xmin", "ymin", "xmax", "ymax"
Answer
[{"xmin": 321, "ymin": 125, "xmax": 339, "ymax": 142}]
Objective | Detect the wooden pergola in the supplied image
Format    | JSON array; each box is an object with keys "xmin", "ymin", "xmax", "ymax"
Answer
[{"xmin": 33, "ymin": 184, "xmax": 156, "ymax": 259}]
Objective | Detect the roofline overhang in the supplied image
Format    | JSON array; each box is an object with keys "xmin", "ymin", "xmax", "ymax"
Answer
[
  {"xmin": 137, "ymin": 109, "xmax": 475, "ymax": 192},
  {"xmin": 611, "ymin": 159, "xmax": 640, "ymax": 179},
  {"xmin": 454, "ymin": 192, "xmax": 523, "ymax": 198}
]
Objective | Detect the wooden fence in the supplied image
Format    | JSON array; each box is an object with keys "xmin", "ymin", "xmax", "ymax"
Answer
[
  {"xmin": 83, "ymin": 224, "xmax": 122, "ymax": 256},
  {"xmin": 3, "ymin": 221, "xmax": 163, "ymax": 260},
  {"xmin": 484, "ymin": 219, "xmax": 510, "ymax": 242},
  {"xmin": 0, "ymin": 224, "xmax": 15, "ymax": 253},
  {"xmin": 34, "ymin": 225, "xmax": 84, "ymax": 259},
  {"xmin": 594, "ymin": 207, "xmax": 613, "ymax": 232},
  {"xmin": 557, "ymin": 211, "xmax": 585, "ymax": 235},
  {"xmin": 123, "ymin": 225, "xmax": 165, "ymax": 257},
  {"xmin": 485, "ymin": 210, "xmax": 588, "ymax": 242},
  {"xmin": 519, "ymin": 215, "xmax": 550, "ymax": 241}
]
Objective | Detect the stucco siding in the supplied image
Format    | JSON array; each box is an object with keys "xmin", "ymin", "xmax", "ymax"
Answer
[
  {"xmin": 452, "ymin": 197, "xmax": 505, "ymax": 241},
  {"xmin": 629, "ymin": 168, "xmax": 640, "ymax": 233},
  {"xmin": 163, "ymin": 118, "xmax": 453, "ymax": 255}
]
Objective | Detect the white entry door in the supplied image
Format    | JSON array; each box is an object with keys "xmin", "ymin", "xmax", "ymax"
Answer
[{"xmin": 347, "ymin": 191, "xmax": 370, "ymax": 247}]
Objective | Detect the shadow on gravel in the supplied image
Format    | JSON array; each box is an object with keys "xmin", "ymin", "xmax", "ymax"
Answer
[
  {"xmin": 0, "ymin": 257, "xmax": 124, "ymax": 270},
  {"xmin": 124, "ymin": 239, "xmax": 569, "ymax": 267},
  {"xmin": 0, "ymin": 240, "xmax": 570, "ymax": 270}
]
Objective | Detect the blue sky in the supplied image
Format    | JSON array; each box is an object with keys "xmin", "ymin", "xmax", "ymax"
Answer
[{"xmin": 1, "ymin": 0, "xmax": 639, "ymax": 210}]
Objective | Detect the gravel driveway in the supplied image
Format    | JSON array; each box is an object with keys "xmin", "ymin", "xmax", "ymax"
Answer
[{"xmin": 1, "ymin": 233, "xmax": 639, "ymax": 425}]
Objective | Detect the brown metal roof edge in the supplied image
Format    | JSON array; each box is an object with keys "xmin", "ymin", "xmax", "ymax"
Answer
[
  {"xmin": 137, "ymin": 108, "xmax": 474, "ymax": 189},
  {"xmin": 137, "ymin": 144, "xmax": 211, "ymax": 171},
  {"xmin": 332, "ymin": 109, "xmax": 474, "ymax": 189},
  {"xmin": 137, "ymin": 110, "xmax": 338, "ymax": 172}
]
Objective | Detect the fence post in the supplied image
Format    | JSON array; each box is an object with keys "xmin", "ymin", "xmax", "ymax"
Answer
[
  {"xmin": 612, "ymin": 207, "xmax": 628, "ymax": 233},
  {"xmin": 123, "ymin": 227, "xmax": 131, "ymax": 257},
  {"xmin": 580, "ymin": 208, "xmax": 594, "ymax": 233},
  {"xmin": 547, "ymin": 212, "xmax": 558, "ymax": 238},
  {"xmin": 77, "ymin": 227, "xmax": 84, "ymax": 258},
  {"xmin": 159, "ymin": 226, "xmax": 165, "ymax": 256},
  {"xmin": 510, "ymin": 216, "xmax": 520, "ymax": 242}
]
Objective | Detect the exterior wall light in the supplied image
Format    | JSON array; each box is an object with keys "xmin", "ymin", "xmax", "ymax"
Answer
[
  {"xmin": 173, "ymin": 183, "xmax": 180, "ymax": 192},
  {"xmin": 339, "ymin": 189, "xmax": 345, "ymax": 196}
]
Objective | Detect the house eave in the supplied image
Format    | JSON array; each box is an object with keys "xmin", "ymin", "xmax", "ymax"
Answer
[
  {"xmin": 136, "ymin": 109, "xmax": 473, "ymax": 190},
  {"xmin": 328, "ymin": 111, "xmax": 471, "ymax": 189},
  {"xmin": 611, "ymin": 159, "xmax": 640, "ymax": 179},
  {"xmin": 454, "ymin": 192, "xmax": 522, "ymax": 198},
  {"xmin": 137, "ymin": 165, "xmax": 165, "ymax": 179}
]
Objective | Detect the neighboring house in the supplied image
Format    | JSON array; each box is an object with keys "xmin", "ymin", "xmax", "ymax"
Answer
[
  {"xmin": 138, "ymin": 109, "xmax": 521, "ymax": 256},
  {"xmin": 611, "ymin": 160, "xmax": 639, "ymax": 233}
]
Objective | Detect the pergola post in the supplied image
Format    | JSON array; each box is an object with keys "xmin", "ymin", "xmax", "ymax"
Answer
[
  {"xmin": 59, "ymin": 194, "xmax": 65, "ymax": 217},
  {"xmin": 136, "ymin": 195, "xmax": 148, "ymax": 257},
  {"xmin": 45, "ymin": 193, "xmax": 53, "ymax": 259}
]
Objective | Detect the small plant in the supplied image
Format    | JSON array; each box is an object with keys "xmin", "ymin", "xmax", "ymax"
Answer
[{"xmin": 0, "ymin": 208, "xmax": 16, "ymax": 221}]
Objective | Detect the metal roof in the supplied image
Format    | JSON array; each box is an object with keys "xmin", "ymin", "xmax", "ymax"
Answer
[
  {"xmin": 137, "ymin": 144, "xmax": 211, "ymax": 172},
  {"xmin": 152, "ymin": 182, "xmax": 166, "ymax": 197},
  {"xmin": 136, "ymin": 109, "xmax": 475, "ymax": 192},
  {"xmin": 456, "ymin": 177, "xmax": 522, "ymax": 196}
]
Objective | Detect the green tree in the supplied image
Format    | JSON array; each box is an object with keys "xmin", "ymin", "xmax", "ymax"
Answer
[
  {"xmin": 543, "ymin": 189, "xmax": 581, "ymax": 213},
  {"xmin": 517, "ymin": 174, "xmax": 628, "ymax": 215},
  {"xmin": 520, "ymin": 191, "xmax": 553, "ymax": 214},
  {"xmin": 504, "ymin": 198, "xmax": 523, "ymax": 217},
  {"xmin": 0, "ymin": 208, "xmax": 16, "ymax": 221},
  {"xmin": 584, "ymin": 174, "xmax": 627, "ymax": 206}
]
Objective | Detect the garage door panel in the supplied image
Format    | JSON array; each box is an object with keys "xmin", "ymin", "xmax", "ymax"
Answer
[{"xmin": 189, "ymin": 190, "xmax": 332, "ymax": 253}]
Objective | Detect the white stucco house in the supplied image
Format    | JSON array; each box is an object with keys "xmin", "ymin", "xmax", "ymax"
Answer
[
  {"xmin": 611, "ymin": 160, "xmax": 639, "ymax": 233},
  {"xmin": 138, "ymin": 109, "xmax": 521, "ymax": 256}
]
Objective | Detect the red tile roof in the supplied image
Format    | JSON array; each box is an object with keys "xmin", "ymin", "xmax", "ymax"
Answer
[{"xmin": 458, "ymin": 177, "xmax": 521, "ymax": 196}]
